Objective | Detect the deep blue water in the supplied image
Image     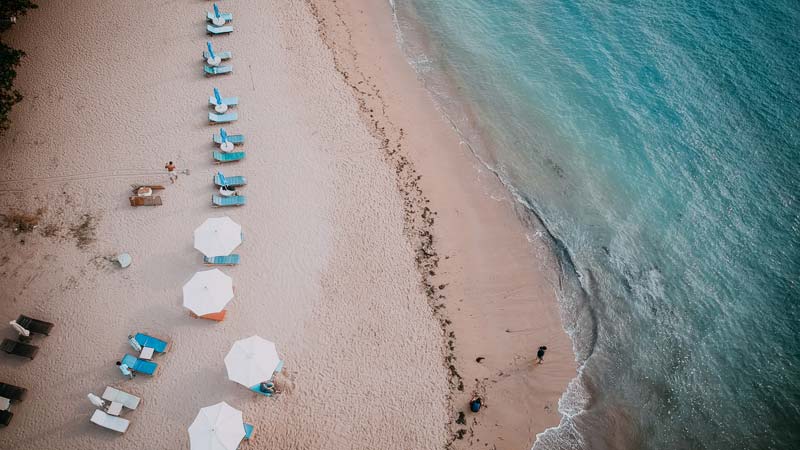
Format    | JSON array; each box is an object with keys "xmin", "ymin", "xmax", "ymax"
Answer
[{"xmin": 392, "ymin": 1, "xmax": 800, "ymax": 449}]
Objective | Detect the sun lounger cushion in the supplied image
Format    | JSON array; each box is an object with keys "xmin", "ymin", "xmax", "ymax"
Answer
[
  {"xmin": 121, "ymin": 354, "xmax": 158, "ymax": 375},
  {"xmin": 0, "ymin": 339, "xmax": 38, "ymax": 360},
  {"xmin": 205, "ymin": 65, "xmax": 233, "ymax": 76},
  {"xmin": 133, "ymin": 333, "xmax": 170, "ymax": 353},
  {"xmin": 129, "ymin": 196, "xmax": 162, "ymax": 207},
  {"xmin": 209, "ymin": 96, "xmax": 239, "ymax": 107},
  {"xmin": 101, "ymin": 387, "xmax": 141, "ymax": 410},
  {"xmin": 16, "ymin": 315, "xmax": 54, "ymax": 335},
  {"xmin": 213, "ymin": 151, "xmax": 245, "ymax": 163},
  {"xmin": 209, "ymin": 112, "xmax": 238, "ymax": 123},
  {"xmin": 204, "ymin": 254, "xmax": 241, "ymax": 265},
  {"xmin": 0, "ymin": 383, "xmax": 27, "ymax": 402},
  {"xmin": 204, "ymin": 50, "xmax": 232, "ymax": 61},
  {"xmin": 90, "ymin": 410, "xmax": 129, "ymax": 433},
  {"xmin": 213, "ymin": 133, "xmax": 245, "ymax": 145},
  {"xmin": 207, "ymin": 24, "xmax": 234, "ymax": 34},
  {"xmin": 214, "ymin": 173, "xmax": 247, "ymax": 187},
  {"xmin": 212, "ymin": 195, "xmax": 246, "ymax": 207}
]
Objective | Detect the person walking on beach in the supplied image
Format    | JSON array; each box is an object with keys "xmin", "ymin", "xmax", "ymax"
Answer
[
  {"xmin": 536, "ymin": 345, "xmax": 548, "ymax": 364},
  {"xmin": 165, "ymin": 161, "xmax": 178, "ymax": 183}
]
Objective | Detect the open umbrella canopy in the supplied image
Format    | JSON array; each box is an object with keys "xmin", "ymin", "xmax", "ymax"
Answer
[
  {"xmin": 224, "ymin": 336, "xmax": 280, "ymax": 388},
  {"xmin": 183, "ymin": 269, "xmax": 234, "ymax": 316},
  {"xmin": 194, "ymin": 217, "xmax": 242, "ymax": 257},
  {"xmin": 188, "ymin": 401, "xmax": 245, "ymax": 450}
]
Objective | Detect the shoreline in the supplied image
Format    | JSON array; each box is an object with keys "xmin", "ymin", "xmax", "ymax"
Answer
[{"xmin": 307, "ymin": 0, "xmax": 577, "ymax": 448}]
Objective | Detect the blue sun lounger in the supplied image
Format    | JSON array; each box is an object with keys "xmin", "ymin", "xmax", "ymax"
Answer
[
  {"xmin": 207, "ymin": 4, "xmax": 233, "ymax": 23},
  {"xmin": 204, "ymin": 50, "xmax": 232, "ymax": 61},
  {"xmin": 213, "ymin": 151, "xmax": 245, "ymax": 163},
  {"xmin": 133, "ymin": 333, "xmax": 170, "ymax": 353},
  {"xmin": 244, "ymin": 423, "xmax": 254, "ymax": 440},
  {"xmin": 209, "ymin": 96, "xmax": 238, "ymax": 108},
  {"xmin": 248, "ymin": 360, "xmax": 284, "ymax": 396},
  {"xmin": 213, "ymin": 133, "xmax": 245, "ymax": 145},
  {"xmin": 205, "ymin": 65, "xmax": 233, "ymax": 76},
  {"xmin": 214, "ymin": 172, "xmax": 247, "ymax": 187},
  {"xmin": 207, "ymin": 24, "xmax": 234, "ymax": 35},
  {"xmin": 207, "ymin": 12, "xmax": 233, "ymax": 23},
  {"xmin": 209, "ymin": 112, "xmax": 238, "ymax": 123},
  {"xmin": 212, "ymin": 195, "xmax": 246, "ymax": 207},
  {"xmin": 203, "ymin": 254, "xmax": 240, "ymax": 266},
  {"xmin": 121, "ymin": 354, "xmax": 158, "ymax": 376}
]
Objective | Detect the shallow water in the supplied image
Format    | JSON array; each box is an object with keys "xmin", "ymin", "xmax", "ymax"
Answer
[{"xmin": 392, "ymin": 1, "xmax": 800, "ymax": 448}]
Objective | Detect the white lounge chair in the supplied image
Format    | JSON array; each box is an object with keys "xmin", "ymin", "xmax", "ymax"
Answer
[
  {"xmin": 102, "ymin": 386, "xmax": 141, "ymax": 411},
  {"xmin": 90, "ymin": 409, "xmax": 130, "ymax": 433}
]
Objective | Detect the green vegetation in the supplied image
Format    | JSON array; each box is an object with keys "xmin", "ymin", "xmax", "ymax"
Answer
[{"xmin": 0, "ymin": 1, "xmax": 37, "ymax": 133}]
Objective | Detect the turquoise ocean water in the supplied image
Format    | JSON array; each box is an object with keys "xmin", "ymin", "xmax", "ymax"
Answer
[{"xmin": 391, "ymin": 1, "xmax": 800, "ymax": 449}]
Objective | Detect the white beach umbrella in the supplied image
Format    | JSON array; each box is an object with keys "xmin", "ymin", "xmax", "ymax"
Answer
[
  {"xmin": 224, "ymin": 336, "xmax": 281, "ymax": 388},
  {"xmin": 188, "ymin": 401, "xmax": 245, "ymax": 450},
  {"xmin": 194, "ymin": 216, "xmax": 242, "ymax": 257},
  {"xmin": 182, "ymin": 269, "xmax": 234, "ymax": 316}
]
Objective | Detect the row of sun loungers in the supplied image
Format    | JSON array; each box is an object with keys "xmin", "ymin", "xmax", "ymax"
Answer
[
  {"xmin": 89, "ymin": 385, "xmax": 142, "ymax": 432},
  {"xmin": 91, "ymin": 333, "xmax": 169, "ymax": 432},
  {"xmin": 1, "ymin": 316, "xmax": 53, "ymax": 427},
  {"xmin": 0, "ymin": 381, "xmax": 26, "ymax": 427}
]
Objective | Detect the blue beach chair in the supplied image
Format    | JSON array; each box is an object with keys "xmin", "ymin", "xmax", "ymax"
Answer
[
  {"xmin": 121, "ymin": 354, "xmax": 158, "ymax": 376},
  {"xmin": 133, "ymin": 333, "xmax": 170, "ymax": 353},
  {"xmin": 214, "ymin": 172, "xmax": 247, "ymax": 187},
  {"xmin": 204, "ymin": 65, "xmax": 233, "ymax": 76},
  {"xmin": 204, "ymin": 41, "xmax": 232, "ymax": 63},
  {"xmin": 207, "ymin": 24, "xmax": 234, "ymax": 35},
  {"xmin": 210, "ymin": 88, "xmax": 239, "ymax": 107},
  {"xmin": 212, "ymin": 195, "xmax": 246, "ymax": 207},
  {"xmin": 203, "ymin": 49, "xmax": 232, "ymax": 62},
  {"xmin": 209, "ymin": 112, "xmax": 238, "ymax": 123},
  {"xmin": 203, "ymin": 254, "xmax": 240, "ymax": 266},
  {"xmin": 249, "ymin": 384, "xmax": 274, "ymax": 397},
  {"xmin": 207, "ymin": 4, "xmax": 233, "ymax": 23},
  {"xmin": 243, "ymin": 423, "xmax": 254, "ymax": 440},
  {"xmin": 213, "ymin": 132, "xmax": 245, "ymax": 145},
  {"xmin": 213, "ymin": 151, "xmax": 245, "ymax": 163}
]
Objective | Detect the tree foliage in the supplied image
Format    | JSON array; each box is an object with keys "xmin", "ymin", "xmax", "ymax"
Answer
[{"xmin": 0, "ymin": 0, "xmax": 37, "ymax": 133}]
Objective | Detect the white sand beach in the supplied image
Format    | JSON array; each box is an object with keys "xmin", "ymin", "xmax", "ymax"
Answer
[{"xmin": 0, "ymin": 0, "xmax": 574, "ymax": 449}]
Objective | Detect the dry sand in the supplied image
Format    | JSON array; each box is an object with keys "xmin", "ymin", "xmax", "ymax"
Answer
[
  {"xmin": 0, "ymin": 1, "xmax": 447, "ymax": 449},
  {"xmin": 0, "ymin": 0, "xmax": 576, "ymax": 449}
]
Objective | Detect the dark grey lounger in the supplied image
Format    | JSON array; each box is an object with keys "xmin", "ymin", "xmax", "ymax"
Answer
[
  {"xmin": 0, "ymin": 410, "xmax": 12, "ymax": 427},
  {"xmin": 0, "ymin": 382, "xmax": 27, "ymax": 402},
  {"xmin": 0, "ymin": 339, "xmax": 39, "ymax": 360},
  {"xmin": 16, "ymin": 315, "xmax": 54, "ymax": 336}
]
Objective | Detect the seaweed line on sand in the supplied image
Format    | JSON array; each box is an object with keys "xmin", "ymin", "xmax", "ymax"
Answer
[{"xmin": 306, "ymin": 0, "xmax": 467, "ymax": 445}]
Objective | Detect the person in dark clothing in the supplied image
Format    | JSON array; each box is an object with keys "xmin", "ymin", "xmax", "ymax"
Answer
[
  {"xmin": 536, "ymin": 345, "xmax": 548, "ymax": 364},
  {"xmin": 469, "ymin": 396, "xmax": 482, "ymax": 413}
]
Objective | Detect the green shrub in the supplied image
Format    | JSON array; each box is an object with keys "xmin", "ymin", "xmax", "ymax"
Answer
[{"xmin": 0, "ymin": 0, "xmax": 37, "ymax": 133}]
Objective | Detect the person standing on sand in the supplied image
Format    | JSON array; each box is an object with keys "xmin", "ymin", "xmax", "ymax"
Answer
[
  {"xmin": 116, "ymin": 361, "xmax": 134, "ymax": 379},
  {"xmin": 165, "ymin": 161, "xmax": 177, "ymax": 183},
  {"xmin": 537, "ymin": 345, "xmax": 548, "ymax": 364}
]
